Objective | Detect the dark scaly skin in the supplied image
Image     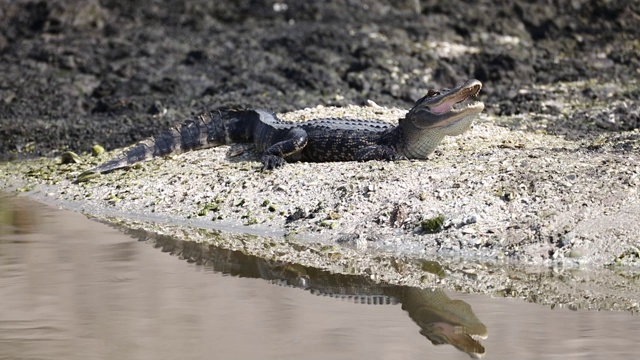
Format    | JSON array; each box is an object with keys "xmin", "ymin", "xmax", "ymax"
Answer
[{"xmin": 80, "ymin": 79, "xmax": 484, "ymax": 178}]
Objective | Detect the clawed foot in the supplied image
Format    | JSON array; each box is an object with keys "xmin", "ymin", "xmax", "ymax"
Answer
[
  {"xmin": 261, "ymin": 155, "xmax": 286, "ymax": 170},
  {"xmin": 385, "ymin": 153, "xmax": 407, "ymax": 161}
]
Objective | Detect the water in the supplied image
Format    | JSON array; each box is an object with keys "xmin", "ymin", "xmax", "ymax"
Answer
[{"xmin": 1, "ymin": 196, "xmax": 639, "ymax": 359}]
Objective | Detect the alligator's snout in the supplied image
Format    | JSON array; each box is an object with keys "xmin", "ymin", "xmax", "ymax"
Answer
[{"xmin": 424, "ymin": 79, "xmax": 483, "ymax": 115}]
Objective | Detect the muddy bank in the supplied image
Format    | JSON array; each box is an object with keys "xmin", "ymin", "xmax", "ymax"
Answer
[
  {"xmin": 3, "ymin": 96, "xmax": 639, "ymax": 270},
  {"xmin": 1, "ymin": 0, "xmax": 639, "ymax": 311},
  {"xmin": 1, "ymin": 93, "xmax": 639, "ymax": 311}
]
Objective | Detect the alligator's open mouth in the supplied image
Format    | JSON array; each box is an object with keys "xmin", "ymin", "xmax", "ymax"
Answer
[
  {"xmin": 429, "ymin": 93, "xmax": 483, "ymax": 115},
  {"xmin": 427, "ymin": 79, "xmax": 483, "ymax": 115},
  {"xmin": 405, "ymin": 79, "xmax": 485, "ymax": 130}
]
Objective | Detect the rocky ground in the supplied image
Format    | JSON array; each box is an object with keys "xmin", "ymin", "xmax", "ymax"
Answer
[
  {"xmin": 1, "ymin": 0, "xmax": 640, "ymax": 311},
  {"xmin": 1, "ymin": 0, "xmax": 639, "ymax": 158}
]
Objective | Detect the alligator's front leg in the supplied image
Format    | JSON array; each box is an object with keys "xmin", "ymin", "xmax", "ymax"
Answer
[
  {"xmin": 355, "ymin": 145, "xmax": 407, "ymax": 162},
  {"xmin": 261, "ymin": 128, "xmax": 309, "ymax": 170}
]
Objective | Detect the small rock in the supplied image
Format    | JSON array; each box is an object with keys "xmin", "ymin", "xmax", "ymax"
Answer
[
  {"xmin": 91, "ymin": 145, "xmax": 105, "ymax": 156},
  {"xmin": 60, "ymin": 151, "xmax": 82, "ymax": 164},
  {"xmin": 286, "ymin": 207, "xmax": 308, "ymax": 223}
]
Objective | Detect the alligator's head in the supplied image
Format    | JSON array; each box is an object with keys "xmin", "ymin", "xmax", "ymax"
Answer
[{"xmin": 397, "ymin": 79, "xmax": 484, "ymax": 159}]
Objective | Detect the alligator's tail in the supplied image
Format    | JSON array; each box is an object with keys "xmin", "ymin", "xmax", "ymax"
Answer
[{"xmin": 78, "ymin": 109, "xmax": 258, "ymax": 179}]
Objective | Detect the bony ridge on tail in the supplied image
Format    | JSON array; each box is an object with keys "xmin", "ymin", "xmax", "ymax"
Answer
[{"xmin": 77, "ymin": 79, "xmax": 483, "ymax": 181}]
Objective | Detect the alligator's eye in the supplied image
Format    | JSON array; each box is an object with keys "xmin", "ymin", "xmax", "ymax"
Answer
[{"xmin": 426, "ymin": 89, "xmax": 440, "ymax": 97}]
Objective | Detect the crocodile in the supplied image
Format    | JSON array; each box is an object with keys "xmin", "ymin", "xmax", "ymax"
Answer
[{"xmin": 81, "ymin": 79, "xmax": 483, "ymax": 177}]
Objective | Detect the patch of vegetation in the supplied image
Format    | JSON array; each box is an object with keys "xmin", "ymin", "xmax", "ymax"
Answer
[{"xmin": 420, "ymin": 215, "xmax": 445, "ymax": 233}]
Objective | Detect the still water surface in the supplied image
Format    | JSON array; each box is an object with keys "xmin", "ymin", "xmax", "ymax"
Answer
[{"xmin": 1, "ymin": 197, "xmax": 639, "ymax": 359}]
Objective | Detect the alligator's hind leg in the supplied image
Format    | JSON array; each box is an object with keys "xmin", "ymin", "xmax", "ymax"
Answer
[{"xmin": 261, "ymin": 128, "xmax": 308, "ymax": 170}]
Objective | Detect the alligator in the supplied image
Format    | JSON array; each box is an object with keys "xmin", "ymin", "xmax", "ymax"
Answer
[{"xmin": 80, "ymin": 79, "xmax": 483, "ymax": 177}]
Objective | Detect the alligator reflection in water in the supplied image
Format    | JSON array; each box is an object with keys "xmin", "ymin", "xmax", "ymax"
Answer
[{"xmin": 122, "ymin": 226, "xmax": 488, "ymax": 358}]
